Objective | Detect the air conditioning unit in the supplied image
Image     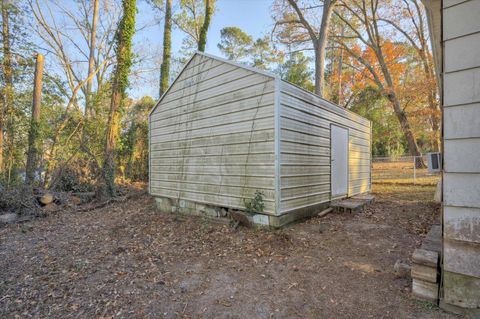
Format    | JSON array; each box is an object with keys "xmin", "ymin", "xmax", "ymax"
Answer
[{"xmin": 427, "ymin": 152, "xmax": 442, "ymax": 173}]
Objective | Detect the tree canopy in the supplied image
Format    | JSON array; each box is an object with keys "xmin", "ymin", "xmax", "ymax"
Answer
[{"xmin": 0, "ymin": 0, "xmax": 439, "ymax": 194}]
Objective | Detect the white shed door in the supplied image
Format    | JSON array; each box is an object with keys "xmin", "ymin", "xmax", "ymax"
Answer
[{"xmin": 331, "ymin": 125, "xmax": 348, "ymax": 197}]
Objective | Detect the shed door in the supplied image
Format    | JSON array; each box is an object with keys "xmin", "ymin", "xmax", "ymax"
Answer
[{"xmin": 331, "ymin": 125, "xmax": 348, "ymax": 197}]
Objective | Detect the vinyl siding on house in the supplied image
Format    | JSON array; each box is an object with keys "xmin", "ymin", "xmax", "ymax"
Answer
[{"xmin": 442, "ymin": 0, "xmax": 480, "ymax": 308}]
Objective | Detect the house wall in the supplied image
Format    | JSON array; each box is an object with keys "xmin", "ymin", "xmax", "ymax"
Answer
[
  {"xmin": 277, "ymin": 82, "xmax": 371, "ymax": 215},
  {"xmin": 442, "ymin": 0, "xmax": 480, "ymax": 308},
  {"xmin": 149, "ymin": 54, "xmax": 277, "ymax": 214}
]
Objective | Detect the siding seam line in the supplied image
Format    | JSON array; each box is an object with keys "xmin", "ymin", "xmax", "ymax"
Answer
[
  {"xmin": 280, "ymin": 81, "xmax": 370, "ymax": 126},
  {"xmin": 280, "ymin": 89, "xmax": 370, "ymax": 128},
  {"xmin": 165, "ymin": 67, "xmax": 256, "ymax": 99},
  {"xmin": 275, "ymin": 77, "xmax": 282, "ymax": 217},
  {"xmin": 152, "ymin": 140, "xmax": 276, "ymax": 152},
  {"xmin": 444, "ymin": 136, "xmax": 480, "ymax": 141},
  {"xmin": 148, "ymin": 53, "xmax": 198, "ymax": 117},
  {"xmin": 159, "ymin": 73, "xmax": 264, "ymax": 108},
  {"xmin": 150, "ymin": 115, "xmax": 274, "ymax": 138},
  {"xmin": 152, "ymin": 87, "xmax": 275, "ymax": 118},
  {"xmin": 443, "ymin": 29, "xmax": 480, "ymax": 42},
  {"xmin": 444, "ymin": 171, "xmax": 480, "ymax": 174},
  {"xmin": 444, "ymin": 65, "xmax": 480, "ymax": 75},
  {"xmin": 151, "ymin": 98, "xmax": 274, "ymax": 124},
  {"xmin": 150, "ymin": 128, "xmax": 273, "ymax": 145},
  {"xmin": 443, "ymin": 0, "xmax": 474, "ymax": 9},
  {"xmin": 443, "ymin": 100, "xmax": 480, "ymax": 108}
]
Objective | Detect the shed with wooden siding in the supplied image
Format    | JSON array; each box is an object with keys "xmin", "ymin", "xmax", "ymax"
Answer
[{"xmin": 149, "ymin": 52, "xmax": 371, "ymax": 227}]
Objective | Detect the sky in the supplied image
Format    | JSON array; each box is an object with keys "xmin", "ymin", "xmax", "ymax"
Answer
[{"xmin": 133, "ymin": 0, "xmax": 275, "ymax": 99}]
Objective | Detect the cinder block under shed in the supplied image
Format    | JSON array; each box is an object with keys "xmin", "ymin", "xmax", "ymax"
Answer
[
  {"xmin": 148, "ymin": 52, "xmax": 372, "ymax": 227},
  {"xmin": 412, "ymin": 225, "xmax": 441, "ymax": 303}
]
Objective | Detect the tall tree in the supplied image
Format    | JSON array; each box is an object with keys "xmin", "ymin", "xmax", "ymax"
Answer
[
  {"xmin": 198, "ymin": 0, "xmax": 213, "ymax": 52},
  {"xmin": 333, "ymin": 0, "xmax": 423, "ymax": 158},
  {"xmin": 160, "ymin": 0, "xmax": 172, "ymax": 96},
  {"xmin": 280, "ymin": 51, "xmax": 315, "ymax": 91},
  {"xmin": 217, "ymin": 27, "xmax": 283, "ymax": 70},
  {"xmin": 174, "ymin": 0, "xmax": 216, "ymax": 56},
  {"xmin": 85, "ymin": 0, "xmax": 99, "ymax": 118},
  {"xmin": 274, "ymin": 0, "xmax": 337, "ymax": 97},
  {"xmin": 250, "ymin": 37, "xmax": 284, "ymax": 70},
  {"xmin": 25, "ymin": 53, "xmax": 44, "ymax": 186},
  {"xmin": 217, "ymin": 27, "xmax": 253, "ymax": 61},
  {"xmin": 379, "ymin": 0, "xmax": 439, "ymax": 150},
  {"xmin": 1, "ymin": 0, "xmax": 14, "ymax": 178},
  {"xmin": 31, "ymin": 0, "xmax": 121, "ymax": 184},
  {"xmin": 103, "ymin": 0, "xmax": 137, "ymax": 196},
  {"xmin": 331, "ymin": 23, "xmax": 345, "ymax": 105}
]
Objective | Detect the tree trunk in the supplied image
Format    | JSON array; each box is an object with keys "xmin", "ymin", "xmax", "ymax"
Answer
[
  {"xmin": 0, "ymin": 95, "xmax": 3, "ymax": 173},
  {"xmin": 379, "ymin": 60, "xmax": 424, "ymax": 163},
  {"xmin": 25, "ymin": 53, "xmax": 44, "ymax": 186},
  {"xmin": 413, "ymin": 0, "xmax": 440, "ymax": 151},
  {"xmin": 126, "ymin": 123, "xmax": 137, "ymax": 179},
  {"xmin": 198, "ymin": 0, "xmax": 212, "ymax": 52},
  {"xmin": 368, "ymin": 4, "xmax": 423, "ymax": 160},
  {"xmin": 103, "ymin": 90, "xmax": 122, "ymax": 196},
  {"xmin": 313, "ymin": 41, "xmax": 322, "ymax": 96},
  {"xmin": 336, "ymin": 25, "xmax": 344, "ymax": 106},
  {"xmin": 336, "ymin": 49, "xmax": 343, "ymax": 105},
  {"xmin": 378, "ymin": 58, "xmax": 423, "ymax": 158},
  {"xmin": 315, "ymin": 0, "xmax": 335, "ymax": 97},
  {"xmin": 2, "ymin": 0, "xmax": 14, "ymax": 180},
  {"xmin": 159, "ymin": 0, "xmax": 172, "ymax": 97},
  {"xmin": 419, "ymin": 48, "xmax": 440, "ymax": 151},
  {"xmin": 85, "ymin": 0, "xmax": 99, "ymax": 117},
  {"xmin": 103, "ymin": 0, "xmax": 137, "ymax": 197},
  {"xmin": 387, "ymin": 92, "xmax": 421, "ymax": 156}
]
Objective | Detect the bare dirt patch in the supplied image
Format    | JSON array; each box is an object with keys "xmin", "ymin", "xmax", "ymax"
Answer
[{"xmin": 0, "ymin": 184, "xmax": 457, "ymax": 318}]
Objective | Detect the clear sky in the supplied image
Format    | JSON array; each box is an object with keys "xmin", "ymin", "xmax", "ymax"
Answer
[{"xmin": 133, "ymin": 0, "xmax": 275, "ymax": 99}]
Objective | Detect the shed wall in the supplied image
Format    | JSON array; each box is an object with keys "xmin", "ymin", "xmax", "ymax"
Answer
[
  {"xmin": 442, "ymin": 0, "xmax": 480, "ymax": 308},
  {"xmin": 278, "ymin": 81, "xmax": 371, "ymax": 214},
  {"xmin": 149, "ymin": 54, "xmax": 277, "ymax": 214}
]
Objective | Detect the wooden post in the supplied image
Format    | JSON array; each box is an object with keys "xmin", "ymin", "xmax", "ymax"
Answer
[{"xmin": 25, "ymin": 53, "xmax": 44, "ymax": 185}]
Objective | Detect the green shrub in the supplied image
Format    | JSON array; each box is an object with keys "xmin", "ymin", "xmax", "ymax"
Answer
[{"xmin": 243, "ymin": 190, "xmax": 265, "ymax": 215}]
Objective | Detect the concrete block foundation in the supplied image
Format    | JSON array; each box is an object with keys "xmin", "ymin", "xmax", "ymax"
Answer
[{"xmin": 154, "ymin": 196, "xmax": 330, "ymax": 228}]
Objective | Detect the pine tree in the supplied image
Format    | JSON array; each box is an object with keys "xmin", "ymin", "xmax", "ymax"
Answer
[{"xmin": 159, "ymin": 0, "xmax": 172, "ymax": 96}]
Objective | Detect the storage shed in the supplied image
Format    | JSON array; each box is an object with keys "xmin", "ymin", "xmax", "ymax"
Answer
[{"xmin": 149, "ymin": 52, "xmax": 372, "ymax": 227}]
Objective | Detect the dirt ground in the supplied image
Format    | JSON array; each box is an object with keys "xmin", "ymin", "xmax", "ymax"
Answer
[{"xmin": 0, "ymin": 184, "xmax": 459, "ymax": 319}]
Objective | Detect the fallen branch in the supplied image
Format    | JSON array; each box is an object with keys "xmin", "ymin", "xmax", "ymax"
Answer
[
  {"xmin": 318, "ymin": 207, "xmax": 333, "ymax": 217},
  {"xmin": 74, "ymin": 190, "xmax": 146, "ymax": 213}
]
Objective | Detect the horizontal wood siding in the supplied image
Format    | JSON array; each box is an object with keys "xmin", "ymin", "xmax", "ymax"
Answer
[
  {"xmin": 442, "ymin": 0, "xmax": 480, "ymax": 308},
  {"xmin": 149, "ymin": 54, "xmax": 276, "ymax": 214},
  {"xmin": 278, "ymin": 82, "xmax": 371, "ymax": 214}
]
